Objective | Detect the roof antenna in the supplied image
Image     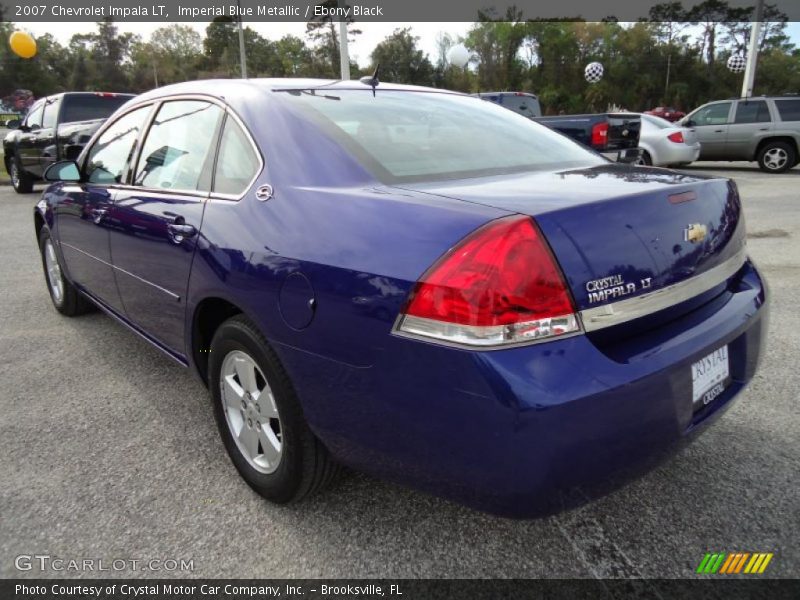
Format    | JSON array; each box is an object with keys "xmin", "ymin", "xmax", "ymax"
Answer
[{"xmin": 359, "ymin": 63, "xmax": 380, "ymax": 97}]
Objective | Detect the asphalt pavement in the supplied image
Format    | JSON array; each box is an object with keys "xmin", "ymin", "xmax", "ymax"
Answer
[{"xmin": 0, "ymin": 163, "xmax": 798, "ymax": 580}]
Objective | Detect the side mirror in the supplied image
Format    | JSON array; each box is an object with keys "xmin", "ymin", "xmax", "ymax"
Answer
[
  {"xmin": 44, "ymin": 160, "xmax": 81, "ymax": 183},
  {"xmin": 683, "ymin": 119, "xmax": 695, "ymax": 128},
  {"xmin": 5, "ymin": 119, "xmax": 20, "ymax": 129}
]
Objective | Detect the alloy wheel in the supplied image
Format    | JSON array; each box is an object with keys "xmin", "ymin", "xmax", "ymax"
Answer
[
  {"xmin": 763, "ymin": 147, "xmax": 788, "ymax": 171},
  {"xmin": 10, "ymin": 162, "xmax": 20, "ymax": 188},
  {"xmin": 44, "ymin": 239, "xmax": 64, "ymax": 305},
  {"xmin": 220, "ymin": 350, "xmax": 283, "ymax": 474}
]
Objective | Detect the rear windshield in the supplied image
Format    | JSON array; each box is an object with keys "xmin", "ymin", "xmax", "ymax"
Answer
[
  {"xmin": 277, "ymin": 89, "xmax": 603, "ymax": 183},
  {"xmin": 61, "ymin": 95, "xmax": 131, "ymax": 124},
  {"xmin": 641, "ymin": 114, "xmax": 673, "ymax": 129}
]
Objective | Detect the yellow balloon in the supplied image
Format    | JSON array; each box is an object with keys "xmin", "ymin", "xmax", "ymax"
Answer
[{"xmin": 9, "ymin": 31, "xmax": 37, "ymax": 59}]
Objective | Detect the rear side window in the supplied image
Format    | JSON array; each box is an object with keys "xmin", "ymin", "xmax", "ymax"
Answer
[
  {"xmin": 213, "ymin": 117, "xmax": 260, "ymax": 196},
  {"xmin": 734, "ymin": 101, "xmax": 771, "ymax": 124},
  {"xmin": 774, "ymin": 99, "xmax": 800, "ymax": 122},
  {"xmin": 86, "ymin": 105, "xmax": 152, "ymax": 184},
  {"xmin": 134, "ymin": 100, "xmax": 223, "ymax": 192},
  {"xmin": 61, "ymin": 95, "xmax": 131, "ymax": 123},
  {"xmin": 692, "ymin": 102, "xmax": 731, "ymax": 126}
]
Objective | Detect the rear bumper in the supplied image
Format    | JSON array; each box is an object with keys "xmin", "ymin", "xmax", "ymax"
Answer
[
  {"xmin": 655, "ymin": 142, "xmax": 701, "ymax": 166},
  {"xmin": 281, "ymin": 260, "xmax": 768, "ymax": 517}
]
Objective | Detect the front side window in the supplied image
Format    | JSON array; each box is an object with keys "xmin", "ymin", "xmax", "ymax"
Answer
[
  {"xmin": 134, "ymin": 100, "xmax": 223, "ymax": 192},
  {"xmin": 25, "ymin": 102, "xmax": 44, "ymax": 129},
  {"xmin": 213, "ymin": 117, "xmax": 260, "ymax": 196},
  {"xmin": 85, "ymin": 105, "xmax": 152, "ymax": 184},
  {"xmin": 42, "ymin": 98, "xmax": 60, "ymax": 129},
  {"xmin": 691, "ymin": 102, "xmax": 731, "ymax": 126},
  {"xmin": 278, "ymin": 89, "xmax": 603, "ymax": 183},
  {"xmin": 734, "ymin": 101, "xmax": 771, "ymax": 124}
]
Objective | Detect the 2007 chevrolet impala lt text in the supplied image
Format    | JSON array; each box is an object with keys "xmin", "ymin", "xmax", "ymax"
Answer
[{"xmin": 33, "ymin": 79, "xmax": 767, "ymax": 517}]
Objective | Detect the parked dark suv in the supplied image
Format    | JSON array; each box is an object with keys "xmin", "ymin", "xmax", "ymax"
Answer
[
  {"xmin": 4, "ymin": 92, "xmax": 134, "ymax": 193},
  {"xmin": 681, "ymin": 95, "xmax": 800, "ymax": 173}
]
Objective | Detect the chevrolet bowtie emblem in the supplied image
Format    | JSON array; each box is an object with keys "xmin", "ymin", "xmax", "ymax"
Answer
[{"xmin": 684, "ymin": 223, "xmax": 708, "ymax": 243}]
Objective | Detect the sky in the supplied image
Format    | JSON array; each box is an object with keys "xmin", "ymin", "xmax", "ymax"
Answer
[
  {"xmin": 20, "ymin": 22, "xmax": 473, "ymax": 66},
  {"xmin": 18, "ymin": 21, "xmax": 800, "ymax": 68}
]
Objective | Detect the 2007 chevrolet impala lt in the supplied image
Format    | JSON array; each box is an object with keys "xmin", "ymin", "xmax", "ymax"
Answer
[{"xmin": 34, "ymin": 79, "xmax": 767, "ymax": 517}]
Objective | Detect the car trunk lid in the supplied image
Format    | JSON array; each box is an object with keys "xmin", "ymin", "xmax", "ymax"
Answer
[{"xmin": 398, "ymin": 165, "xmax": 746, "ymax": 327}]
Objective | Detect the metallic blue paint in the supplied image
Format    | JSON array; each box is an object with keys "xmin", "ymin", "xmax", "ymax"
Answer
[{"xmin": 35, "ymin": 80, "xmax": 768, "ymax": 517}]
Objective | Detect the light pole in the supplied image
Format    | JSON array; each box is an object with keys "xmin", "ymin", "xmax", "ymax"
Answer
[
  {"xmin": 338, "ymin": 0, "xmax": 350, "ymax": 80},
  {"xmin": 741, "ymin": 0, "xmax": 764, "ymax": 98},
  {"xmin": 237, "ymin": 0, "xmax": 248, "ymax": 79}
]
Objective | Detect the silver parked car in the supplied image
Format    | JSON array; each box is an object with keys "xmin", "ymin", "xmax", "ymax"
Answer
[
  {"xmin": 681, "ymin": 96, "xmax": 800, "ymax": 173},
  {"xmin": 635, "ymin": 113, "xmax": 700, "ymax": 167}
]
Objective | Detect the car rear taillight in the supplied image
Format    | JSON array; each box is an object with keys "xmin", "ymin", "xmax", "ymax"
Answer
[
  {"xmin": 591, "ymin": 122, "xmax": 609, "ymax": 149},
  {"xmin": 667, "ymin": 131, "xmax": 685, "ymax": 144},
  {"xmin": 395, "ymin": 215, "xmax": 581, "ymax": 347}
]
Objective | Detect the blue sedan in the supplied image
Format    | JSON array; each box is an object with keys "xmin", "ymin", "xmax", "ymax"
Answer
[{"xmin": 35, "ymin": 79, "xmax": 767, "ymax": 517}]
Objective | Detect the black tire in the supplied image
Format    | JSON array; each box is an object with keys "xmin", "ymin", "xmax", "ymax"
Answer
[
  {"xmin": 10, "ymin": 155, "xmax": 34, "ymax": 193},
  {"xmin": 38, "ymin": 228, "xmax": 94, "ymax": 316},
  {"xmin": 757, "ymin": 141, "xmax": 796, "ymax": 174},
  {"xmin": 633, "ymin": 150, "xmax": 652, "ymax": 166},
  {"xmin": 209, "ymin": 315, "xmax": 339, "ymax": 503}
]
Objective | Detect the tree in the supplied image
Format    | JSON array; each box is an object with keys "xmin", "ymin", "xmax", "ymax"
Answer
[
  {"xmin": 305, "ymin": 0, "xmax": 361, "ymax": 78},
  {"xmin": 720, "ymin": 5, "xmax": 791, "ymax": 55},
  {"xmin": 203, "ymin": 17, "xmax": 239, "ymax": 77},
  {"xmin": 275, "ymin": 35, "xmax": 314, "ymax": 76},
  {"xmin": 648, "ymin": 2, "xmax": 690, "ymax": 97},
  {"xmin": 93, "ymin": 19, "xmax": 136, "ymax": 91},
  {"xmin": 370, "ymin": 28, "xmax": 434, "ymax": 86},
  {"xmin": 466, "ymin": 8, "xmax": 529, "ymax": 90}
]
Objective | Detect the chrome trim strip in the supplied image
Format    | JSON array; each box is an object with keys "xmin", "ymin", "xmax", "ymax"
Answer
[
  {"xmin": 579, "ymin": 246, "xmax": 747, "ymax": 332},
  {"xmin": 61, "ymin": 242, "xmax": 180, "ymax": 301},
  {"xmin": 391, "ymin": 313, "xmax": 583, "ymax": 351}
]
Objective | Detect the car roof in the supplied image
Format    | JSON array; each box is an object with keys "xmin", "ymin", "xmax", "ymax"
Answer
[
  {"xmin": 44, "ymin": 92, "xmax": 136, "ymax": 100},
  {"xmin": 131, "ymin": 78, "xmax": 465, "ymax": 106}
]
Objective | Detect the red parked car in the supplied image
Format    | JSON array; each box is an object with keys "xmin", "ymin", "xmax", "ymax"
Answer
[{"xmin": 645, "ymin": 106, "xmax": 686, "ymax": 122}]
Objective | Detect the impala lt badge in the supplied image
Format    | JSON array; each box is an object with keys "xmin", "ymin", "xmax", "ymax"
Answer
[{"xmin": 684, "ymin": 223, "xmax": 708, "ymax": 243}]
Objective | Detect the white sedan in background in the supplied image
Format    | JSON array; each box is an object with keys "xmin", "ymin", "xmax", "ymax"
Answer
[{"xmin": 635, "ymin": 113, "xmax": 701, "ymax": 167}]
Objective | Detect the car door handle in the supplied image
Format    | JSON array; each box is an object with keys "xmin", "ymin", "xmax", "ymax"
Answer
[
  {"xmin": 758, "ymin": 127, "xmax": 770, "ymax": 131},
  {"xmin": 714, "ymin": 129, "xmax": 724, "ymax": 133},
  {"xmin": 91, "ymin": 208, "xmax": 108, "ymax": 224},
  {"xmin": 167, "ymin": 222, "xmax": 197, "ymax": 240}
]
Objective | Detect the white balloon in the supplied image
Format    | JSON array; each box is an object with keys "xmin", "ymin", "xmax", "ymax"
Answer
[
  {"xmin": 584, "ymin": 62, "xmax": 604, "ymax": 84},
  {"xmin": 447, "ymin": 44, "xmax": 470, "ymax": 68}
]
